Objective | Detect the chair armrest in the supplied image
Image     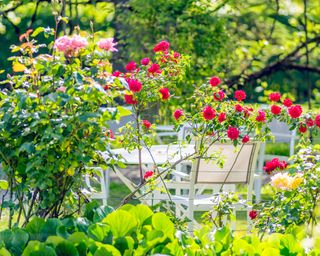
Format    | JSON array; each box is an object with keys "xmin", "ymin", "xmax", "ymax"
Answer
[{"xmin": 172, "ymin": 170, "xmax": 190, "ymax": 180}]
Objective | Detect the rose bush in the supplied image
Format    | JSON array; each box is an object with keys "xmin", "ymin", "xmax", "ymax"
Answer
[{"xmin": 0, "ymin": 26, "xmax": 127, "ymax": 227}]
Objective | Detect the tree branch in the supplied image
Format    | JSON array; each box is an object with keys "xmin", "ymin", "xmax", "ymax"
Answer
[{"xmin": 225, "ymin": 35, "xmax": 320, "ymax": 86}]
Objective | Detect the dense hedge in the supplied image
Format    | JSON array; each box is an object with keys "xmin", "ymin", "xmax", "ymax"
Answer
[{"xmin": 0, "ymin": 203, "xmax": 316, "ymax": 256}]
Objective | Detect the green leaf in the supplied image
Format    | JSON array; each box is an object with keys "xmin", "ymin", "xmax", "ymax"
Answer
[
  {"xmin": 103, "ymin": 210, "xmax": 137, "ymax": 238},
  {"xmin": 116, "ymin": 106, "xmax": 132, "ymax": 118},
  {"xmin": 93, "ymin": 244, "xmax": 121, "ymax": 256},
  {"xmin": 31, "ymin": 27, "xmax": 45, "ymax": 37},
  {"xmin": 152, "ymin": 212, "xmax": 174, "ymax": 237},
  {"xmin": 0, "ymin": 247, "xmax": 12, "ymax": 256},
  {"xmin": 93, "ymin": 206, "xmax": 113, "ymax": 223},
  {"xmin": 88, "ymin": 223, "xmax": 110, "ymax": 242},
  {"xmin": 55, "ymin": 241, "xmax": 79, "ymax": 256},
  {"xmin": 22, "ymin": 241, "xmax": 57, "ymax": 256},
  {"xmin": 0, "ymin": 180, "xmax": 8, "ymax": 190},
  {"xmin": 128, "ymin": 205, "xmax": 153, "ymax": 226},
  {"xmin": 25, "ymin": 217, "xmax": 46, "ymax": 242}
]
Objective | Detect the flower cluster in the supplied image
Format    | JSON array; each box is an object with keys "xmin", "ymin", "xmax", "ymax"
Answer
[
  {"xmin": 271, "ymin": 173, "xmax": 303, "ymax": 190},
  {"xmin": 54, "ymin": 35, "xmax": 88, "ymax": 56},
  {"xmin": 263, "ymin": 158, "xmax": 288, "ymax": 174}
]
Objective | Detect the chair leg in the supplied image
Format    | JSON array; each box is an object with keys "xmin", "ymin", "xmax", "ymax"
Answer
[{"xmin": 231, "ymin": 208, "xmax": 236, "ymax": 231}]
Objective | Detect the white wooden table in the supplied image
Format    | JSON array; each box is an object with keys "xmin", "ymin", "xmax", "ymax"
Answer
[{"xmin": 99, "ymin": 144, "xmax": 195, "ymax": 203}]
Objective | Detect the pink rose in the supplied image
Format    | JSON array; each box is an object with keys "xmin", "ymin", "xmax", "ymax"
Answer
[{"xmin": 97, "ymin": 38, "xmax": 118, "ymax": 52}]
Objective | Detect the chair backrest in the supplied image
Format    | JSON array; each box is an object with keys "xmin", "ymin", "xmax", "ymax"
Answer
[
  {"xmin": 191, "ymin": 142, "xmax": 260, "ymax": 186},
  {"xmin": 269, "ymin": 119, "xmax": 296, "ymax": 143}
]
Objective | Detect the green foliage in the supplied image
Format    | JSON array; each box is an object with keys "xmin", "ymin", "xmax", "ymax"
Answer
[
  {"xmin": 0, "ymin": 204, "xmax": 315, "ymax": 255},
  {"xmin": 0, "ymin": 28, "xmax": 125, "ymax": 226},
  {"xmin": 255, "ymin": 143, "xmax": 320, "ymax": 234}
]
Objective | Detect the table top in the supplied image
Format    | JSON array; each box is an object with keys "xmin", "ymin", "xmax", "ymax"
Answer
[{"xmin": 111, "ymin": 144, "xmax": 195, "ymax": 165}]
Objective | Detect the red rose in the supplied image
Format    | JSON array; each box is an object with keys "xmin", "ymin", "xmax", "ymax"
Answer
[
  {"xmin": 256, "ymin": 110, "xmax": 266, "ymax": 122},
  {"xmin": 283, "ymin": 98, "xmax": 293, "ymax": 107},
  {"xmin": 103, "ymin": 85, "xmax": 109, "ymax": 90},
  {"xmin": 249, "ymin": 210, "xmax": 258, "ymax": 220},
  {"xmin": 227, "ymin": 126, "xmax": 240, "ymax": 140},
  {"xmin": 288, "ymin": 105, "xmax": 302, "ymax": 118},
  {"xmin": 144, "ymin": 170, "xmax": 154, "ymax": 179},
  {"xmin": 106, "ymin": 129, "xmax": 114, "ymax": 139},
  {"xmin": 128, "ymin": 79, "xmax": 142, "ymax": 92},
  {"xmin": 173, "ymin": 52, "xmax": 180, "ymax": 58},
  {"xmin": 112, "ymin": 71, "xmax": 122, "ymax": 77},
  {"xmin": 271, "ymin": 105, "xmax": 282, "ymax": 115},
  {"xmin": 299, "ymin": 123, "xmax": 307, "ymax": 133},
  {"xmin": 316, "ymin": 115, "xmax": 320, "ymax": 128},
  {"xmin": 148, "ymin": 63, "xmax": 161, "ymax": 74},
  {"xmin": 263, "ymin": 158, "xmax": 287, "ymax": 174},
  {"xmin": 213, "ymin": 90, "xmax": 225, "ymax": 101},
  {"xmin": 218, "ymin": 112, "xmax": 226, "ymax": 123},
  {"xmin": 269, "ymin": 92, "xmax": 281, "ymax": 102},
  {"xmin": 235, "ymin": 104, "xmax": 243, "ymax": 112},
  {"xmin": 306, "ymin": 119, "xmax": 314, "ymax": 127},
  {"xmin": 173, "ymin": 109, "xmax": 183, "ymax": 120},
  {"xmin": 142, "ymin": 120, "xmax": 151, "ymax": 129},
  {"xmin": 125, "ymin": 61, "xmax": 137, "ymax": 72},
  {"xmin": 153, "ymin": 41, "xmax": 170, "ymax": 52},
  {"xmin": 124, "ymin": 94, "xmax": 137, "ymax": 105},
  {"xmin": 209, "ymin": 76, "xmax": 221, "ymax": 87},
  {"xmin": 159, "ymin": 87, "xmax": 170, "ymax": 100},
  {"xmin": 234, "ymin": 90, "xmax": 246, "ymax": 101},
  {"xmin": 242, "ymin": 135, "xmax": 250, "ymax": 143},
  {"xmin": 141, "ymin": 58, "xmax": 150, "ymax": 66},
  {"xmin": 203, "ymin": 106, "xmax": 216, "ymax": 120}
]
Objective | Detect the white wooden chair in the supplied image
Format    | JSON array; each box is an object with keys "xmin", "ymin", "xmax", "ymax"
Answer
[
  {"xmin": 154, "ymin": 142, "xmax": 260, "ymax": 232},
  {"xmin": 254, "ymin": 119, "xmax": 296, "ymax": 202}
]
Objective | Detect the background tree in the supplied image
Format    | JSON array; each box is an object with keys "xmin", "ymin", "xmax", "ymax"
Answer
[{"xmin": 1, "ymin": 0, "xmax": 319, "ymax": 106}]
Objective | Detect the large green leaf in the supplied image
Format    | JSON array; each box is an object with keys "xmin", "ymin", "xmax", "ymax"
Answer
[
  {"xmin": 25, "ymin": 218, "xmax": 46, "ymax": 242},
  {"xmin": 88, "ymin": 223, "xmax": 110, "ymax": 242},
  {"xmin": 93, "ymin": 244, "xmax": 121, "ymax": 256},
  {"xmin": 22, "ymin": 241, "xmax": 56, "ymax": 256},
  {"xmin": 0, "ymin": 180, "xmax": 8, "ymax": 190},
  {"xmin": 55, "ymin": 241, "xmax": 79, "ymax": 256},
  {"xmin": 103, "ymin": 210, "xmax": 137, "ymax": 238},
  {"xmin": 152, "ymin": 213, "xmax": 174, "ymax": 237},
  {"xmin": 0, "ymin": 228, "xmax": 29, "ymax": 256},
  {"xmin": 128, "ymin": 205, "xmax": 153, "ymax": 226}
]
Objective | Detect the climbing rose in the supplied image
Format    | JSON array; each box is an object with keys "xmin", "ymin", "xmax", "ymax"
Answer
[
  {"xmin": 173, "ymin": 52, "xmax": 180, "ymax": 58},
  {"xmin": 203, "ymin": 106, "xmax": 216, "ymax": 120},
  {"xmin": 148, "ymin": 63, "xmax": 161, "ymax": 74},
  {"xmin": 105, "ymin": 129, "xmax": 114, "ymax": 139},
  {"xmin": 124, "ymin": 94, "xmax": 137, "ymax": 105},
  {"xmin": 153, "ymin": 41, "xmax": 170, "ymax": 52},
  {"xmin": 213, "ymin": 90, "xmax": 225, "ymax": 101},
  {"xmin": 144, "ymin": 170, "xmax": 154, "ymax": 179},
  {"xmin": 142, "ymin": 120, "xmax": 151, "ymax": 129},
  {"xmin": 174, "ymin": 109, "xmax": 183, "ymax": 120},
  {"xmin": 128, "ymin": 79, "xmax": 142, "ymax": 92},
  {"xmin": 234, "ymin": 90, "xmax": 246, "ymax": 101},
  {"xmin": 209, "ymin": 76, "xmax": 221, "ymax": 87},
  {"xmin": 288, "ymin": 105, "xmax": 303, "ymax": 118},
  {"xmin": 227, "ymin": 127, "xmax": 240, "ymax": 140},
  {"xmin": 125, "ymin": 61, "xmax": 137, "ymax": 72},
  {"xmin": 269, "ymin": 92, "xmax": 281, "ymax": 102},
  {"xmin": 283, "ymin": 98, "xmax": 293, "ymax": 107},
  {"xmin": 103, "ymin": 84, "xmax": 109, "ymax": 90},
  {"xmin": 218, "ymin": 112, "xmax": 226, "ymax": 123},
  {"xmin": 112, "ymin": 71, "xmax": 122, "ymax": 77},
  {"xmin": 299, "ymin": 123, "xmax": 307, "ymax": 133},
  {"xmin": 263, "ymin": 158, "xmax": 287, "ymax": 174},
  {"xmin": 256, "ymin": 110, "xmax": 266, "ymax": 122},
  {"xmin": 97, "ymin": 38, "xmax": 118, "ymax": 52},
  {"xmin": 306, "ymin": 119, "xmax": 314, "ymax": 127},
  {"xmin": 141, "ymin": 58, "xmax": 150, "ymax": 66},
  {"xmin": 235, "ymin": 104, "xmax": 243, "ymax": 112},
  {"xmin": 159, "ymin": 88, "xmax": 170, "ymax": 100},
  {"xmin": 242, "ymin": 135, "xmax": 250, "ymax": 143},
  {"xmin": 271, "ymin": 105, "xmax": 282, "ymax": 115},
  {"xmin": 249, "ymin": 210, "xmax": 258, "ymax": 220},
  {"xmin": 316, "ymin": 115, "xmax": 320, "ymax": 128}
]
